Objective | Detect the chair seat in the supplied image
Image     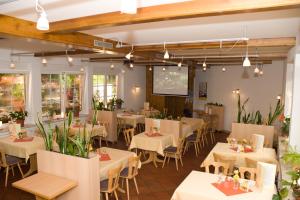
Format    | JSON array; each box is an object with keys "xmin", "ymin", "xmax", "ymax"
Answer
[
  {"xmin": 100, "ymin": 179, "xmax": 108, "ymax": 191},
  {"xmin": 5, "ymin": 155, "xmax": 22, "ymax": 166},
  {"xmin": 186, "ymin": 134, "xmax": 197, "ymax": 142},
  {"xmin": 164, "ymin": 146, "xmax": 177, "ymax": 153},
  {"xmin": 120, "ymin": 167, "xmax": 129, "ymax": 177}
]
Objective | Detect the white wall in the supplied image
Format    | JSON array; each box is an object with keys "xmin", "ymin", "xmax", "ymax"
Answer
[
  {"xmin": 193, "ymin": 61, "xmax": 285, "ymax": 131},
  {"xmin": 0, "ymin": 48, "xmax": 146, "ymax": 124}
]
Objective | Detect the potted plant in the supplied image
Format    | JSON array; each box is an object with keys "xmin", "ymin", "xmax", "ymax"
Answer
[
  {"xmin": 9, "ymin": 110, "xmax": 28, "ymax": 127},
  {"xmin": 273, "ymin": 148, "xmax": 300, "ymax": 200},
  {"xmin": 0, "ymin": 112, "xmax": 11, "ymax": 123},
  {"xmin": 116, "ymin": 98, "xmax": 124, "ymax": 109}
]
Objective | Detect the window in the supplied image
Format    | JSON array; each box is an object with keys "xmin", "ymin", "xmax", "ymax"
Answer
[
  {"xmin": 41, "ymin": 74, "xmax": 61, "ymax": 116},
  {"xmin": 64, "ymin": 74, "xmax": 84, "ymax": 116},
  {"xmin": 0, "ymin": 73, "xmax": 26, "ymax": 113},
  {"xmin": 41, "ymin": 73, "xmax": 84, "ymax": 117},
  {"xmin": 93, "ymin": 75, "xmax": 118, "ymax": 103}
]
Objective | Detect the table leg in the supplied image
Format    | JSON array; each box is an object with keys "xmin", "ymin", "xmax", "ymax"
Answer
[
  {"xmin": 24, "ymin": 154, "xmax": 37, "ymax": 178},
  {"xmin": 141, "ymin": 151, "xmax": 164, "ymax": 168}
]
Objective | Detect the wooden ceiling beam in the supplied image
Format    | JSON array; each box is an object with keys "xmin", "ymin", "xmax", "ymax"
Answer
[
  {"xmin": 120, "ymin": 37, "xmax": 296, "ymax": 52},
  {"xmin": 49, "ymin": 0, "xmax": 300, "ymax": 32}
]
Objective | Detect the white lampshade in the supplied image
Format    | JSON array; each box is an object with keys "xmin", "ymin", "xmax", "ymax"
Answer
[
  {"xmin": 164, "ymin": 50, "xmax": 169, "ymax": 59},
  {"xmin": 67, "ymin": 56, "xmax": 73, "ymax": 63},
  {"xmin": 254, "ymin": 66, "xmax": 260, "ymax": 73},
  {"xmin": 243, "ymin": 56, "xmax": 251, "ymax": 67},
  {"xmin": 42, "ymin": 57, "xmax": 47, "ymax": 64},
  {"xmin": 36, "ymin": 11, "xmax": 49, "ymax": 31},
  {"xmin": 203, "ymin": 62, "xmax": 206, "ymax": 67},
  {"xmin": 110, "ymin": 64, "xmax": 114, "ymax": 69},
  {"xmin": 178, "ymin": 62, "xmax": 182, "ymax": 67},
  {"xmin": 121, "ymin": 0, "xmax": 137, "ymax": 14},
  {"xmin": 10, "ymin": 62, "xmax": 16, "ymax": 69},
  {"xmin": 222, "ymin": 67, "xmax": 226, "ymax": 72},
  {"xmin": 125, "ymin": 52, "xmax": 132, "ymax": 60},
  {"xmin": 130, "ymin": 63, "xmax": 134, "ymax": 68}
]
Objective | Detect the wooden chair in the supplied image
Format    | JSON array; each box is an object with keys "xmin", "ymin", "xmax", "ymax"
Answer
[
  {"xmin": 209, "ymin": 116, "xmax": 217, "ymax": 143},
  {"xmin": 120, "ymin": 153, "xmax": 142, "ymax": 200},
  {"xmin": 162, "ymin": 138, "xmax": 185, "ymax": 171},
  {"xmin": 202, "ymin": 122, "xmax": 209, "ymax": 146},
  {"xmin": 239, "ymin": 166, "xmax": 257, "ymax": 181},
  {"xmin": 124, "ymin": 128, "xmax": 135, "ymax": 146},
  {"xmin": 213, "ymin": 153, "xmax": 236, "ymax": 175},
  {"xmin": 204, "ymin": 161, "xmax": 229, "ymax": 175},
  {"xmin": 184, "ymin": 127, "xmax": 203, "ymax": 156},
  {"xmin": 0, "ymin": 148, "xmax": 24, "ymax": 187},
  {"xmin": 100, "ymin": 165, "xmax": 122, "ymax": 200}
]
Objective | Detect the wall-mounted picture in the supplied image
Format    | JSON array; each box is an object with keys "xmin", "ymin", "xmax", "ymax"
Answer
[{"xmin": 199, "ymin": 82, "xmax": 207, "ymax": 99}]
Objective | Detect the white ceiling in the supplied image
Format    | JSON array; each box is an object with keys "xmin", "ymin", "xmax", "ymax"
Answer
[
  {"xmin": 0, "ymin": 0, "xmax": 190, "ymax": 22},
  {"xmin": 83, "ymin": 8, "xmax": 300, "ymax": 44}
]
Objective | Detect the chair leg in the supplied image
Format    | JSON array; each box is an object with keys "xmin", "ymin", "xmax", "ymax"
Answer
[
  {"xmin": 179, "ymin": 156, "xmax": 183, "ymax": 166},
  {"xmin": 114, "ymin": 190, "xmax": 119, "ymax": 200},
  {"xmin": 17, "ymin": 163, "xmax": 24, "ymax": 178},
  {"xmin": 167, "ymin": 156, "xmax": 171, "ymax": 164},
  {"xmin": 5, "ymin": 167, "xmax": 9, "ymax": 187},
  {"xmin": 126, "ymin": 179, "xmax": 130, "ymax": 200},
  {"xmin": 162, "ymin": 155, "xmax": 167, "ymax": 168},
  {"xmin": 105, "ymin": 192, "xmax": 109, "ymax": 200},
  {"xmin": 99, "ymin": 137, "xmax": 102, "ymax": 148},
  {"xmin": 133, "ymin": 177, "xmax": 139, "ymax": 194},
  {"xmin": 175, "ymin": 158, "xmax": 179, "ymax": 171},
  {"xmin": 194, "ymin": 143, "xmax": 198, "ymax": 156},
  {"xmin": 11, "ymin": 166, "xmax": 15, "ymax": 176},
  {"xmin": 105, "ymin": 138, "xmax": 109, "ymax": 146},
  {"xmin": 183, "ymin": 143, "xmax": 189, "ymax": 155}
]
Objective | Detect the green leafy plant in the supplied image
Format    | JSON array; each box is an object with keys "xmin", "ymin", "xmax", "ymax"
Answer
[
  {"xmin": 207, "ymin": 102, "xmax": 223, "ymax": 107},
  {"xmin": 267, "ymin": 99, "xmax": 284, "ymax": 126},
  {"xmin": 273, "ymin": 148, "xmax": 300, "ymax": 200},
  {"xmin": 237, "ymin": 94, "xmax": 249, "ymax": 123},
  {"xmin": 55, "ymin": 111, "xmax": 73, "ymax": 154},
  {"xmin": 281, "ymin": 117, "xmax": 290, "ymax": 134},
  {"xmin": 35, "ymin": 115, "xmax": 54, "ymax": 151},
  {"xmin": 9, "ymin": 110, "xmax": 28, "ymax": 120}
]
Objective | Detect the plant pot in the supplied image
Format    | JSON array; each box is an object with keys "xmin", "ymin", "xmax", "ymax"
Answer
[
  {"xmin": 16, "ymin": 119, "xmax": 25, "ymax": 127},
  {"xmin": 293, "ymin": 187, "xmax": 300, "ymax": 199},
  {"xmin": 116, "ymin": 103, "xmax": 122, "ymax": 109}
]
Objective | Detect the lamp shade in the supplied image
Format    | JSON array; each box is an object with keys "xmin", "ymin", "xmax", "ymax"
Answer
[
  {"xmin": 243, "ymin": 56, "xmax": 251, "ymax": 67},
  {"xmin": 164, "ymin": 50, "xmax": 169, "ymax": 59},
  {"xmin": 121, "ymin": 0, "xmax": 137, "ymax": 14},
  {"xmin": 36, "ymin": 11, "xmax": 49, "ymax": 31}
]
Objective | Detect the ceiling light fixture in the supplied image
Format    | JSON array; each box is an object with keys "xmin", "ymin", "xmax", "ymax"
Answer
[
  {"xmin": 203, "ymin": 56, "xmax": 207, "ymax": 67},
  {"xmin": 163, "ymin": 42, "xmax": 169, "ymax": 59},
  {"xmin": 35, "ymin": 0, "xmax": 49, "ymax": 31},
  {"xmin": 254, "ymin": 65, "xmax": 260, "ymax": 74},
  {"xmin": 162, "ymin": 67, "xmax": 166, "ymax": 71},
  {"xmin": 222, "ymin": 67, "xmax": 226, "ymax": 72},
  {"xmin": 66, "ymin": 50, "xmax": 73, "ymax": 63},
  {"xmin": 149, "ymin": 66, "xmax": 152, "ymax": 71},
  {"xmin": 80, "ymin": 67, "xmax": 84, "ymax": 72},
  {"xmin": 243, "ymin": 42, "xmax": 251, "ymax": 67},
  {"xmin": 130, "ymin": 63, "xmax": 134, "ymax": 68},
  {"xmin": 110, "ymin": 63, "xmax": 114, "ymax": 69},
  {"xmin": 10, "ymin": 61, "xmax": 16, "ymax": 69},
  {"xmin": 125, "ymin": 45, "xmax": 134, "ymax": 60},
  {"xmin": 42, "ymin": 57, "xmax": 47, "ymax": 64},
  {"xmin": 178, "ymin": 57, "xmax": 183, "ymax": 68},
  {"xmin": 259, "ymin": 69, "xmax": 264, "ymax": 75},
  {"xmin": 203, "ymin": 67, "xmax": 207, "ymax": 72},
  {"xmin": 121, "ymin": 0, "xmax": 137, "ymax": 14}
]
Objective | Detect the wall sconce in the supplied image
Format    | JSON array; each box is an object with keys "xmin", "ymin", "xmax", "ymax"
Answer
[
  {"xmin": 232, "ymin": 89, "xmax": 240, "ymax": 94},
  {"xmin": 132, "ymin": 86, "xmax": 141, "ymax": 94},
  {"xmin": 277, "ymin": 95, "xmax": 282, "ymax": 100}
]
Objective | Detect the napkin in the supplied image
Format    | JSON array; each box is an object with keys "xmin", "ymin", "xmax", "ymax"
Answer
[
  {"xmin": 252, "ymin": 134, "xmax": 264, "ymax": 151},
  {"xmin": 99, "ymin": 153, "xmax": 111, "ymax": 161},
  {"xmin": 212, "ymin": 180, "xmax": 252, "ymax": 196},
  {"xmin": 14, "ymin": 136, "xmax": 34, "ymax": 142},
  {"xmin": 256, "ymin": 161, "xmax": 277, "ymax": 190}
]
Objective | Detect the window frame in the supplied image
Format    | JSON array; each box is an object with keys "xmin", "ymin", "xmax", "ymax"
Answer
[{"xmin": 92, "ymin": 74, "xmax": 118, "ymax": 104}]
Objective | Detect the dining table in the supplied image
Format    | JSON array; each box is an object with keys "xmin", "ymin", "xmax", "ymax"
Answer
[
  {"xmin": 98, "ymin": 147, "xmax": 140, "ymax": 181},
  {"xmin": 69, "ymin": 123, "xmax": 107, "ymax": 138},
  {"xmin": 117, "ymin": 113, "xmax": 145, "ymax": 128},
  {"xmin": 171, "ymin": 171, "xmax": 276, "ymax": 200},
  {"xmin": 0, "ymin": 135, "xmax": 45, "ymax": 177},
  {"xmin": 129, "ymin": 132, "xmax": 173, "ymax": 167},
  {"xmin": 201, "ymin": 142, "xmax": 278, "ymax": 168}
]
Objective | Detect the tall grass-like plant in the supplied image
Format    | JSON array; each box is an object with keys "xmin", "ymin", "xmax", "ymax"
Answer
[
  {"xmin": 55, "ymin": 111, "xmax": 73, "ymax": 154},
  {"xmin": 267, "ymin": 99, "xmax": 284, "ymax": 125},
  {"xmin": 237, "ymin": 94, "xmax": 249, "ymax": 123},
  {"xmin": 35, "ymin": 115, "xmax": 54, "ymax": 151}
]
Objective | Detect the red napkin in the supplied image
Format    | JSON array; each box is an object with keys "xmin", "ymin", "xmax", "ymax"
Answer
[
  {"xmin": 14, "ymin": 137, "xmax": 34, "ymax": 142},
  {"xmin": 212, "ymin": 180, "xmax": 252, "ymax": 196},
  {"xmin": 99, "ymin": 153, "xmax": 111, "ymax": 161},
  {"xmin": 230, "ymin": 147, "xmax": 253, "ymax": 153},
  {"xmin": 145, "ymin": 132, "xmax": 162, "ymax": 137}
]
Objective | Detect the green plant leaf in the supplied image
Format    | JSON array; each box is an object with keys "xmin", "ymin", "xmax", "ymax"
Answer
[{"xmin": 279, "ymin": 187, "xmax": 289, "ymax": 198}]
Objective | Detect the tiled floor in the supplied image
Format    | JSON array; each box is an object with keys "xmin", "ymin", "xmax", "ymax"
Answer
[{"xmin": 0, "ymin": 132, "xmax": 229, "ymax": 200}]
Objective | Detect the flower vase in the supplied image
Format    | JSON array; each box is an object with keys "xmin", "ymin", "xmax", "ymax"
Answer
[{"xmin": 16, "ymin": 119, "xmax": 25, "ymax": 127}]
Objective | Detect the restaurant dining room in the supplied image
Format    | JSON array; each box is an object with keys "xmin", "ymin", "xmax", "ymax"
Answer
[{"xmin": 0, "ymin": 0, "xmax": 300, "ymax": 200}]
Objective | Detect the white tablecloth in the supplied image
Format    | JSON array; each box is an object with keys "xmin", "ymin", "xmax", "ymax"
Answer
[
  {"xmin": 69, "ymin": 124, "xmax": 107, "ymax": 138},
  {"xmin": 201, "ymin": 143, "xmax": 278, "ymax": 168},
  {"xmin": 117, "ymin": 113, "xmax": 145, "ymax": 128},
  {"xmin": 0, "ymin": 136, "xmax": 45, "ymax": 161},
  {"xmin": 99, "ymin": 147, "xmax": 140, "ymax": 181},
  {"xmin": 141, "ymin": 109, "xmax": 160, "ymax": 117},
  {"xmin": 171, "ymin": 171, "xmax": 276, "ymax": 200},
  {"xmin": 129, "ymin": 132, "xmax": 173, "ymax": 155}
]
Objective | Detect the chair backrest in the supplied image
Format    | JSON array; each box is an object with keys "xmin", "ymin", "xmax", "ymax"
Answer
[
  {"xmin": 239, "ymin": 167, "xmax": 257, "ymax": 181},
  {"xmin": 205, "ymin": 161, "xmax": 229, "ymax": 175},
  {"xmin": 176, "ymin": 137, "xmax": 185, "ymax": 154},
  {"xmin": 124, "ymin": 128, "xmax": 135, "ymax": 145},
  {"xmin": 0, "ymin": 148, "xmax": 7, "ymax": 167},
  {"xmin": 107, "ymin": 165, "xmax": 122, "ymax": 192},
  {"xmin": 245, "ymin": 157, "xmax": 277, "ymax": 170},
  {"xmin": 127, "ymin": 153, "xmax": 142, "ymax": 178}
]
